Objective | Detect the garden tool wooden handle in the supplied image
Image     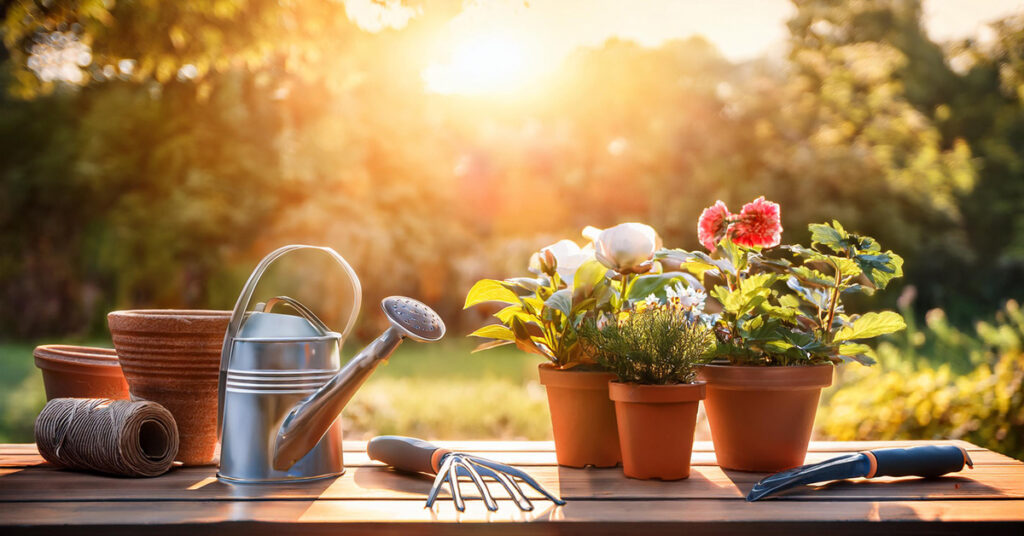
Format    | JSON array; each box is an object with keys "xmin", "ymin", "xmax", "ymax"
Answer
[
  {"xmin": 864, "ymin": 445, "xmax": 973, "ymax": 479},
  {"xmin": 367, "ymin": 435, "xmax": 451, "ymax": 474}
]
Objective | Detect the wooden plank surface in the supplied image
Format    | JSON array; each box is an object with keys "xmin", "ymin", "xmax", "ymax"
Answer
[{"xmin": 1, "ymin": 441, "xmax": 1022, "ymax": 536}]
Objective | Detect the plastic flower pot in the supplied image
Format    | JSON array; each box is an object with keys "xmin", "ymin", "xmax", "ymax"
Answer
[
  {"xmin": 608, "ymin": 381, "xmax": 705, "ymax": 480},
  {"xmin": 108, "ymin": 309, "xmax": 231, "ymax": 466},
  {"xmin": 33, "ymin": 345, "xmax": 130, "ymax": 401},
  {"xmin": 537, "ymin": 364, "xmax": 621, "ymax": 468},
  {"xmin": 699, "ymin": 364, "xmax": 833, "ymax": 472}
]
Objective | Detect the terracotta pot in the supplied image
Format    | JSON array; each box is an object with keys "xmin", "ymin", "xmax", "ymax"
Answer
[
  {"xmin": 537, "ymin": 364, "xmax": 621, "ymax": 468},
  {"xmin": 608, "ymin": 381, "xmax": 705, "ymax": 480},
  {"xmin": 33, "ymin": 345, "xmax": 130, "ymax": 401},
  {"xmin": 699, "ymin": 364, "xmax": 833, "ymax": 472},
  {"xmin": 108, "ymin": 309, "xmax": 231, "ymax": 466}
]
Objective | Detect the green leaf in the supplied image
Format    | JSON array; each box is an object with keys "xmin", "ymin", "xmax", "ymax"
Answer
[
  {"xmin": 809, "ymin": 221, "xmax": 850, "ymax": 253},
  {"xmin": 468, "ymin": 324, "xmax": 515, "ymax": 341},
  {"xmin": 471, "ymin": 340, "xmax": 514, "ymax": 353},
  {"xmin": 856, "ymin": 250, "xmax": 904, "ymax": 289},
  {"xmin": 544, "ymin": 289, "xmax": 573, "ymax": 318},
  {"xmin": 625, "ymin": 273, "xmax": 684, "ymax": 301},
  {"xmin": 838, "ymin": 343, "xmax": 877, "ymax": 365},
  {"xmin": 464, "ymin": 279, "xmax": 521, "ymax": 309},
  {"xmin": 786, "ymin": 278, "xmax": 830, "ymax": 310},
  {"xmin": 511, "ymin": 317, "xmax": 552, "ymax": 358},
  {"xmin": 494, "ymin": 304, "xmax": 531, "ymax": 324},
  {"xmin": 573, "ymin": 260, "xmax": 609, "ymax": 302},
  {"xmin": 834, "ymin": 311, "xmax": 907, "ymax": 342},
  {"xmin": 503, "ymin": 277, "xmax": 542, "ymax": 295}
]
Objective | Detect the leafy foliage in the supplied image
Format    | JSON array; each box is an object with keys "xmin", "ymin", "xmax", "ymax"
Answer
[
  {"xmin": 465, "ymin": 246, "xmax": 684, "ymax": 368},
  {"xmin": 663, "ymin": 219, "xmax": 905, "ymax": 366},
  {"xmin": 582, "ymin": 308, "xmax": 714, "ymax": 385},
  {"xmin": 820, "ymin": 300, "xmax": 1024, "ymax": 460}
]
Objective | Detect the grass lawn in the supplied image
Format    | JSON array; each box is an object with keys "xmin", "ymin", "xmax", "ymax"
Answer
[{"xmin": 0, "ymin": 338, "xmax": 553, "ymax": 443}]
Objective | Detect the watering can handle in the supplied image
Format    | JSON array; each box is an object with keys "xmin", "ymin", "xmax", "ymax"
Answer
[{"xmin": 217, "ymin": 245, "xmax": 362, "ymax": 441}]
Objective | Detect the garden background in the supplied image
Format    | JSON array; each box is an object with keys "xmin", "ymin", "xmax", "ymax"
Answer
[{"xmin": 1, "ymin": 0, "xmax": 1022, "ymax": 459}]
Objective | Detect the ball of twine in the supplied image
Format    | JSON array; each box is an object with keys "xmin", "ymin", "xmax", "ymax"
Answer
[{"xmin": 34, "ymin": 398, "xmax": 179, "ymax": 477}]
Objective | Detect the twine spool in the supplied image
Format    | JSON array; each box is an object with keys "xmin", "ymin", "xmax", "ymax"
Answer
[{"xmin": 34, "ymin": 398, "xmax": 179, "ymax": 477}]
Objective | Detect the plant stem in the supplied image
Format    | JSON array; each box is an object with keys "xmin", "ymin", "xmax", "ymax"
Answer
[{"xmin": 824, "ymin": 260, "xmax": 843, "ymax": 342}]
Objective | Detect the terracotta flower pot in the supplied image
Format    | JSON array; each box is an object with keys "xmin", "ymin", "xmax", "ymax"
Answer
[
  {"xmin": 699, "ymin": 364, "xmax": 833, "ymax": 472},
  {"xmin": 537, "ymin": 364, "xmax": 621, "ymax": 468},
  {"xmin": 108, "ymin": 309, "xmax": 231, "ymax": 466},
  {"xmin": 608, "ymin": 381, "xmax": 705, "ymax": 480},
  {"xmin": 33, "ymin": 345, "xmax": 130, "ymax": 401}
]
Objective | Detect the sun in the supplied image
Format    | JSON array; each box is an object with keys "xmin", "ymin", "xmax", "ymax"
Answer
[{"xmin": 422, "ymin": 32, "xmax": 540, "ymax": 96}]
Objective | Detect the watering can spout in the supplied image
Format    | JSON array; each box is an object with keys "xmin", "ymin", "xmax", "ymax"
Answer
[{"xmin": 272, "ymin": 297, "xmax": 445, "ymax": 472}]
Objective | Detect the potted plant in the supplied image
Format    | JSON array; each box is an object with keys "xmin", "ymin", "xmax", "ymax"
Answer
[
  {"xmin": 466, "ymin": 223, "xmax": 683, "ymax": 467},
  {"xmin": 660, "ymin": 197, "xmax": 906, "ymax": 472},
  {"xmin": 583, "ymin": 291, "xmax": 714, "ymax": 480}
]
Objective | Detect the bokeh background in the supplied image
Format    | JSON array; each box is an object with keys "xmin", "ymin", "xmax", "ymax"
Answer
[{"xmin": 1, "ymin": 0, "xmax": 1022, "ymax": 459}]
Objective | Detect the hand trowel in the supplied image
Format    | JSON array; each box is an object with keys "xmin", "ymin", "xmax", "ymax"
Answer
[{"xmin": 746, "ymin": 445, "xmax": 973, "ymax": 501}]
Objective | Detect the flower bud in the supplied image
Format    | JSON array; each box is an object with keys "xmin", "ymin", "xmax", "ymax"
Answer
[{"xmin": 593, "ymin": 223, "xmax": 659, "ymax": 274}]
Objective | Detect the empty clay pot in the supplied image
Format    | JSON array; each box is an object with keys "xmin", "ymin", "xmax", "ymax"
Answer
[
  {"xmin": 108, "ymin": 309, "xmax": 231, "ymax": 466},
  {"xmin": 537, "ymin": 364, "xmax": 621, "ymax": 468},
  {"xmin": 608, "ymin": 381, "xmax": 705, "ymax": 480},
  {"xmin": 33, "ymin": 345, "xmax": 130, "ymax": 401},
  {"xmin": 699, "ymin": 364, "xmax": 833, "ymax": 472}
]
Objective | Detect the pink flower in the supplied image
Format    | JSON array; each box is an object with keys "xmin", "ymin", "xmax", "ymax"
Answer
[
  {"xmin": 732, "ymin": 196, "xmax": 782, "ymax": 248},
  {"xmin": 697, "ymin": 201, "xmax": 731, "ymax": 250}
]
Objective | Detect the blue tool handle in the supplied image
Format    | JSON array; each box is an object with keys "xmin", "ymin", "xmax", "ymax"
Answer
[
  {"xmin": 868, "ymin": 445, "xmax": 972, "ymax": 478},
  {"xmin": 367, "ymin": 435, "xmax": 448, "ymax": 475}
]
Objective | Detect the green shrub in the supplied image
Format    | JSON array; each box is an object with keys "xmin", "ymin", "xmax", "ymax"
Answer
[
  {"xmin": 583, "ymin": 308, "xmax": 714, "ymax": 385},
  {"xmin": 819, "ymin": 300, "xmax": 1024, "ymax": 460}
]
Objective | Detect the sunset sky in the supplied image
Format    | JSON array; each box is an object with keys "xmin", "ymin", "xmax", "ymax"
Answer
[{"xmin": 420, "ymin": 0, "xmax": 1024, "ymax": 94}]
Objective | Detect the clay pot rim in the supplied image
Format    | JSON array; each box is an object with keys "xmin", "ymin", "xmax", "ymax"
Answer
[
  {"xmin": 108, "ymin": 309, "xmax": 231, "ymax": 320},
  {"xmin": 108, "ymin": 309, "xmax": 232, "ymax": 333},
  {"xmin": 698, "ymin": 363, "xmax": 833, "ymax": 390},
  {"xmin": 608, "ymin": 381, "xmax": 706, "ymax": 404},
  {"xmin": 537, "ymin": 363, "xmax": 615, "ymax": 390},
  {"xmin": 34, "ymin": 345, "xmax": 123, "ymax": 374}
]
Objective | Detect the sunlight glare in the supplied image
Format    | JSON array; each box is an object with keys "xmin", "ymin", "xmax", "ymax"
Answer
[{"xmin": 423, "ymin": 33, "xmax": 538, "ymax": 96}]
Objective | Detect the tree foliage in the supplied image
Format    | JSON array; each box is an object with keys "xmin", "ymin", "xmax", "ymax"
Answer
[{"xmin": 0, "ymin": 0, "xmax": 1022, "ymax": 340}]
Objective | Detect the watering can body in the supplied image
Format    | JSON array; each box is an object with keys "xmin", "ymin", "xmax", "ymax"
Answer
[
  {"xmin": 217, "ymin": 246, "xmax": 362, "ymax": 483},
  {"xmin": 219, "ymin": 310, "xmax": 347, "ymax": 482}
]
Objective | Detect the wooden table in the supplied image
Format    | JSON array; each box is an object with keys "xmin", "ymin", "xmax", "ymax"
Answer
[{"xmin": 1, "ymin": 440, "xmax": 1022, "ymax": 535}]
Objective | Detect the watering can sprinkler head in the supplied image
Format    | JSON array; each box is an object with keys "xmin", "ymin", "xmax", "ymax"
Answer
[
  {"xmin": 270, "ymin": 296, "xmax": 445, "ymax": 472},
  {"xmin": 381, "ymin": 296, "xmax": 446, "ymax": 343}
]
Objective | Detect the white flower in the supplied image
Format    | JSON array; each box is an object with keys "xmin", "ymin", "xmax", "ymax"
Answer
[
  {"xmin": 677, "ymin": 285, "xmax": 707, "ymax": 311},
  {"xmin": 593, "ymin": 222, "xmax": 660, "ymax": 274},
  {"xmin": 531, "ymin": 239, "xmax": 595, "ymax": 286},
  {"xmin": 643, "ymin": 294, "xmax": 661, "ymax": 308}
]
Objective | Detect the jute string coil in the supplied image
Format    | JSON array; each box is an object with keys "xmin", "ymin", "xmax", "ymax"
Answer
[{"xmin": 34, "ymin": 398, "xmax": 179, "ymax": 477}]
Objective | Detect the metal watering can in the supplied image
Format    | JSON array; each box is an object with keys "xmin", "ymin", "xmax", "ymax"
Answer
[{"xmin": 217, "ymin": 245, "xmax": 445, "ymax": 483}]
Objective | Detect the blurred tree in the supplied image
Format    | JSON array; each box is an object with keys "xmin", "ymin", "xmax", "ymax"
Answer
[{"xmin": 0, "ymin": 0, "xmax": 1021, "ymax": 339}]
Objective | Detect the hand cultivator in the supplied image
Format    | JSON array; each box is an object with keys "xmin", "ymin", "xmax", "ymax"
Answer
[{"xmin": 368, "ymin": 436, "xmax": 565, "ymax": 512}]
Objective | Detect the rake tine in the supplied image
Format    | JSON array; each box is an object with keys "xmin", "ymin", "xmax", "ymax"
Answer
[
  {"xmin": 467, "ymin": 463, "xmax": 533, "ymax": 510},
  {"xmin": 425, "ymin": 454, "xmax": 454, "ymax": 508},
  {"xmin": 488, "ymin": 464, "xmax": 534, "ymax": 511},
  {"xmin": 458, "ymin": 457, "xmax": 498, "ymax": 511},
  {"xmin": 447, "ymin": 454, "xmax": 465, "ymax": 511},
  {"xmin": 472, "ymin": 456, "xmax": 566, "ymax": 506}
]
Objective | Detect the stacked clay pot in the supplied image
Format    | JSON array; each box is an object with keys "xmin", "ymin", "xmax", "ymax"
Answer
[
  {"xmin": 33, "ymin": 345, "xmax": 130, "ymax": 401},
  {"xmin": 108, "ymin": 310, "xmax": 231, "ymax": 466}
]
